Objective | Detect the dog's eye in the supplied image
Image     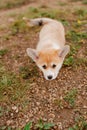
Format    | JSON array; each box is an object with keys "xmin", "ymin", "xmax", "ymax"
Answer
[
  {"xmin": 52, "ymin": 64, "xmax": 56, "ymax": 68},
  {"xmin": 42, "ymin": 65, "xmax": 47, "ymax": 69}
]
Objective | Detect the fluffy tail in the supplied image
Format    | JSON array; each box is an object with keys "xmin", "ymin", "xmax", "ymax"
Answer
[{"xmin": 23, "ymin": 17, "xmax": 54, "ymax": 27}]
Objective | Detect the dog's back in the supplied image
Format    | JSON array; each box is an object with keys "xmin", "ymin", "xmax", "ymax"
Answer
[
  {"xmin": 23, "ymin": 17, "xmax": 65, "ymax": 50},
  {"xmin": 39, "ymin": 19, "xmax": 65, "ymax": 50}
]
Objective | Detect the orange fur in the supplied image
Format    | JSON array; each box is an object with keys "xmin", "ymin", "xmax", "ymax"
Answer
[{"xmin": 37, "ymin": 49, "xmax": 61, "ymax": 68}]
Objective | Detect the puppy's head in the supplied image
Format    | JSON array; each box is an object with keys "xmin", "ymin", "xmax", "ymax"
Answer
[{"xmin": 26, "ymin": 45, "xmax": 70, "ymax": 80}]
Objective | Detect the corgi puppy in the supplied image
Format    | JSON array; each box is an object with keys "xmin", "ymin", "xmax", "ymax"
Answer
[{"xmin": 24, "ymin": 18, "xmax": 70, "ymax": 80}]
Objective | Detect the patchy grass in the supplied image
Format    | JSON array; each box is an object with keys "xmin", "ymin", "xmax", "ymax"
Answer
[
  {"xmin": 59, "ymin": 19, "xmax": 70, "ymax": 26},
  {"xmin": 69, "ymin": 116, "xmax": 87, "ymax": 130},
  {"xmin": 54, "ymin": 98, "xmax": 63, "ymax": 109},
  {"xmin": 66, "ymin": 30, "xmax": 87, "ymax": 43},
  {"xmin": 0, "ymin": 0, "xmax": 32, "ymax": 10},
  {"xmin": 0, "ymin": 66, "xmax": 30, "ymax": 103},
  {"xmin": 24, "ymin": 122, "xmax": 32, "ymax": 130},
  {"xmin": 19, "ymin": 7, "xmax": 68, "ymax": 20},
  {"xmin": 64, "ymin": 29, "xmax": 87, "ymax": 67},
  {"xmin": 70, "ymin": 0, "xmax": 84, "ymax": 2},
  {"xmin": 27, "ymin": 7, "xmax": 58, "ymax": 19},
  {"xmin": 0, "ymin": 125, "xmax": 12, "ymax": 130},
  {"xmin": 35, "ymin": 119, "xmax": 55, "ymax": 130},
  {"xmin": 1, "ymin": 34, "xmax": 10, "ymax": 41},
  {"xmin": 7, "ymin": 8, "xmax": 69, "ymax": 37},
  {"xmin": 64, "ymin": 89, "xmax": 78, "ymax": 108},
  {"xmin": 64, "ymin": 56, "xmax": 74, "ymax": 66},
  {"xmin": 64, "ymin": 44, "xmax": 81, "ymax": 67},
  {"xmin": 64, "ymin": 44, "xmax": 80, "ymax": 65},
  {"xmin": 54, "ymin": 89, "xmax": 78, "ymax": 109},
  {"xmin": 0, "ymin": 106, "xmax": 4, "ymax": 117},
  {"xmin": 29, "ymin": 7, "xmax": 39, "ymax": 13},
  {"xmin": 74, "ymin": 8, "xmax": 87, "ymax": 16},
  {"xmin": 73, "ymin": 8, "xmax": 87, "ymax": 20},
  {"xmin": 0, "ymin": 49, "xmax": 8, "ymax": 56},
  {"xmin": 1, "ymin": 120, "xmax": 55, "ymax": 130},
  {"xmin": 19, "ymin": 65, "xmax": 39, "ymax": 79},
  {"xmin": 58, "ymin": 1, "xmax": 67, "ymax": 6},
  {"xmin": 10, "ymin": 19, "xmax": 28, "ymax": 35},
  {"xmin": 0, "ymin": 126, "xmax": 19, "ymax": 130},
  {"xmin": 82, "ymin": 0, "xmax": 87, "ymax": 4}
]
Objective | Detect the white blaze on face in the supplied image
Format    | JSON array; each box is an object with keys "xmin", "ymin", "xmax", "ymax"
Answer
[
  {"xmin": 42, "ymin": 63, "xmax": 63, "ymax": 80},
  {"xmin": 44, "ymin": 69, "xmax": 54, "ymax": 80}
]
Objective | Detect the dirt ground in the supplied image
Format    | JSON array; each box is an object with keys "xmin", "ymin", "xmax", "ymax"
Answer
[{"xmin": 0, "ymin": 0, "xmax": 87, "ymax": 130}]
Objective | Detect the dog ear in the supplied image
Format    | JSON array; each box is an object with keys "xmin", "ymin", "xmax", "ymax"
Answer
[
  {"xmin": 59, "ymin": 45, "xmax": 70, "ymax": 58},
  {"xmin": 26, "ymin": 48, "xmax": 38, "ymax": 62}
]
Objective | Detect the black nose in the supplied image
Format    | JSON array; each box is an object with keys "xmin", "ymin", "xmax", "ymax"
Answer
[{"xmin": 48, "ymin": 75, "xmax": 52, "ymax": 80}]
